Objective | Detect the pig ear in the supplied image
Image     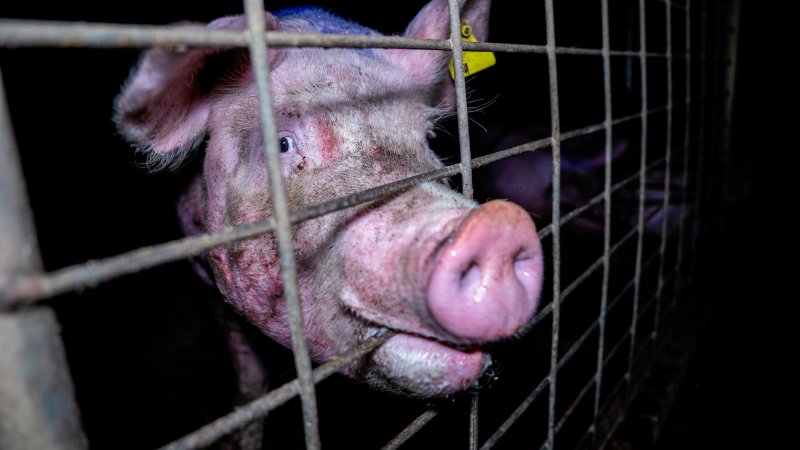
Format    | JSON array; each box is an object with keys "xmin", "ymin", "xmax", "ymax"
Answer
[
  {"xmin": 114, "ymin": 14, "xmax": 283, "ymax": 170},
  {"xmin": 384, "ymin": 0, "xmax": 490, "ymax": 109}
]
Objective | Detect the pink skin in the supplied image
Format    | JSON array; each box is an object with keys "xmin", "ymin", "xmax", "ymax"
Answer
[{"xmin": 115, "ymin": 0, "xmax": 543, "ymax": 397}]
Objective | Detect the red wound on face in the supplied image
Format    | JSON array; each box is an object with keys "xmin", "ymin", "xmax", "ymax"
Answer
[{"xmin": 315, "ymin": 118, "xmax": 341, "ymax": 162}]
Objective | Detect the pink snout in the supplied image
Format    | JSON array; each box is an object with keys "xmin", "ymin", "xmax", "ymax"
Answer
[{"xmin": 427, "ymin": 200, "xmax": 544, "ymax": 342}]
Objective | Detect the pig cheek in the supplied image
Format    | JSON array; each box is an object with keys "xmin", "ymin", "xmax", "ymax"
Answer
[{"xmin": 207, "ymin": 243, "xmax": 285, "ymax": 326}]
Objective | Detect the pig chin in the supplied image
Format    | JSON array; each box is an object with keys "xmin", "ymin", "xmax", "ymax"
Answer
[{"xmin": 368, "ymin": 331, "xmax": 491, "ymax": 397}]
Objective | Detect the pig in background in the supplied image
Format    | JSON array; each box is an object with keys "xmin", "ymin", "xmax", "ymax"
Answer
[{"xmin": 112, "ymin": 0, "xmax": 543, "ymax": 444}]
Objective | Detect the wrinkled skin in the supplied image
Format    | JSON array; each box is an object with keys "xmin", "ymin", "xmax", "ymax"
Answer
[{"xmin": 115, "ymin": 0, "xmax": 544, "ymax": 398}]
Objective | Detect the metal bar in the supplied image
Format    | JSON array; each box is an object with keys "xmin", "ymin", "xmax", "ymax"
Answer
[
  {"xmin": 719, "ymin": 0, "xmax": 742, "ymax": 242},
  {"xmin": 555, "ymin": 374, "xmax": 597, "ymax": 433},
  {"xmin": 558, "ymin": 322, "xmax": 599, "ymax": 371},
  {"xmin": 594, "ymin": 0, "xmax": 614, "ymax": 443},
  {"xmin": 479, "ymin": 377, "xmax": 550, "ymax": 450},
  {"xmin": 381, "ymin": 410, "xmax": 439, "ymax": 450},
  {"xmin": 539, "ymin": 150, "xmax": 665, "ymax": 239},
  {"xmin": 2, "ymin": 104, "xmax": 679, "ymax": 310},
  {"xmin": 626, "ymin": 0, "xmax": 649, "ymax": 420},
  {"xmin": 674, "ymin": 0, "xmax": 692, "ymax": 303},
  {"xmin": 0, "ymin": 67, "xmax": 87, "ymax": 449},
  {"xmin": 447, "ymin": 0, "xmax": 474, "ymax": 198},
  {"xmin": 0, "ymin": 19, "xmax": 682, "ymax": 58},
  {"xmin": 242, "ymin": 1, "xmax": 318, "ymax": 448},
  {"xmin": 690, "ymin": 0, "xmax": 709, "ymax": 283},
  {"xmin": 470, "ymin": 393, "xmax": 480, "ymax": 450},
  {"xmin": 159, "ymin": 328, "xmax": 393, "ymax": 450},
  {"xmin": 653, "ymin": 0, "xmax": 675, "ymax": 347},
  {"xmin": 0, "ymin": 99, "xmax": 687, "ymax": 308},
  {"xmin": 544, "ymin": 0, "xmax": 562, "ymax": 447}
]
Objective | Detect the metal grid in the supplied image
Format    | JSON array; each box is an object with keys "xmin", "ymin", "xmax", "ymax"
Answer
[{"xmin": 0, "ymin": 0, "xmax": 740, "ymax": 449}]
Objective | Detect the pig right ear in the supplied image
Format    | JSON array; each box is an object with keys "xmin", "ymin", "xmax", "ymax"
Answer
[
  {"xmin": 384, "ymin": 0, "xmax": 490, "ymax": 109},
  {"xmin": 114, "ymin": 14, "xmax": 282, "ymax": 170}
]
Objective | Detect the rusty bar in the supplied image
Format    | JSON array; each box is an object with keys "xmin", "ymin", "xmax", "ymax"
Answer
[
  {"xmin": 0, "ymin": 19, "xmax": 679, "ymax": 58},
  {"xmin": 160, "ymin": 328, "xmax": 393, "ymax": 450},
  {"xmin": 674, "ymin": 0, "xmax": 692, "ymax": 303},
  {"xmin": 470, "ymin": 392, "xmax": 480, "ymax": 450},
  {"xmin": 627, "ymin": 0, "xmax": 649, "ymax": 411},
  {"xmin": 0, "ymin": 69, "xmax": 87, "ymax": 449},
  {"xmin": 447, "ymin": 0, "xmax": 474, "ymax": 198},
  {"xmin": 380, "ymin": 409, "xmax": 439, "ymax": 450},
  {"xmin": 653, "ymin": 0, "xmax": 675, "ymax": 346},
  {"xmin": 544, "ymin": 0, "xmax": 562, "ymax": 447},
  {"xmin": 594, "ymin": 0, "xmax": 614, "ymax": 444},
  {"xmin": 479, "ymin": 377, "xmax": 550, "ymax": 450},
  {"xmin": 242, "ymin": 1, "xmax": 319, "ymax": 448}
]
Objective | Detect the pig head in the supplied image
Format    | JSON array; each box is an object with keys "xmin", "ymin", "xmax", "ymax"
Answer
[{"xmin": 114, "ymin": 0, "xmax": 544, "ymax": 397}]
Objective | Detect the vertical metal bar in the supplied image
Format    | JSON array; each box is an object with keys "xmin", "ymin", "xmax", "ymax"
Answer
[
  {"xmin": 447, "ymin": 0, "xmax": 474, "ymax": 199},
  {"xmin": 470, "ymin": 392, "xmax": 479, "ymax": 450},
  {"xmin": 592, "ymin": 0, "xmax": 613, "ymax": 444},
  {"xmin": 241, "ymin": 1, "xmax": 319, "ymax": 448},
  {"xmin": 0, "ymin": 69, "xmax": 87, "ymax": 449},
  {"xmin": 655, "ymin": 0, "xmax": 675, "ymax": 341},
  {"xmin": 544, "ymin": 0, "xmax": 562, "ymax": 447},
  {"xmin": 719, "ymin": 0, "xmax": 742, "ymax": 236},
  {"xmin": 627, "ymin": 0, "xmax": 648, "ymax": 395},
  {"xmin": 690, "ymin": 0, "xmax": 708, "ymax": 283},
  {"xmin": 674, "ymin": 0, "xmax": 691, "ymax": 303}
]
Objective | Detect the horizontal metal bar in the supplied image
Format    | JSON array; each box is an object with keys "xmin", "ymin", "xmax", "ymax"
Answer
[
  {"xmin": 555, "ymin": 374, "xmax": 597, "ymax": 433},
  {"xmin": 381, "ymin": 410, "xmax": 439, "ymax": 450},
  {"xmin": 159, "ymin": 328, "xmax": 393, "ymax": 450},
  {"xmin": 0, "ymin": 19, "xmax": 685, "ymax": 59},
  {"xmin": 561, "ymin": 256, "xmax": 605, "ymax": 301},
  {"xmin": 0, "ymin": 97, "xmax": 684, "ymax": 309},
  {"xmin": 558, "ymin": 322, "xmax": 599, "ymax": 371},
  {"xmin": 1, "ymin": 137, "xmax": 555, "ymax": 308},
  {"xmin": 539, "ymin": 152, "xmax": 667, "ymax": 240},
  {"xmin": 479, "ymin": 377, "xmax": 550, "ymax": 450}
]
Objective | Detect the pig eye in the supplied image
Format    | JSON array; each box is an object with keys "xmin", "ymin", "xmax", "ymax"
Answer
[{"xmin": 279, "ymin": 136, "xmax": 296, "ymax": 154}]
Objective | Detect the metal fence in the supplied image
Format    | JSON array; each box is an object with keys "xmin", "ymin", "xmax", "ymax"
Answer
[{"xmin": 0, "ymin": 0, "xmax": 741, "ymax": 448}]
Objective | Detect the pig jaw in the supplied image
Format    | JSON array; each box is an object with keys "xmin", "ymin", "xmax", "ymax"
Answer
[{"xmin": 337, "ymin": 184, "xmax": 544, "ymax": 397}]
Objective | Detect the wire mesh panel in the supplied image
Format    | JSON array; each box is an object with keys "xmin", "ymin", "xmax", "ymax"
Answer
[{"xmin": 0, "ymin": 0, "xmax": 741, "ymax": 448}]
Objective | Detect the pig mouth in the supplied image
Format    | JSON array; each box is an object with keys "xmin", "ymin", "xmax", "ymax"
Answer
[{"xmin": 365, "ymin": 326, "xmax": 492, "ymax": 398}]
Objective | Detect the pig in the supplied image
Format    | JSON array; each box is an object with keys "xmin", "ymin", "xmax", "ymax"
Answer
[
  {"xmin": 114, "ymin": 0, "xmax": 543, "ymax": 401},
  {"xmin": 478, "ymin": 125, "xmax": 685, "ymax": 237}
]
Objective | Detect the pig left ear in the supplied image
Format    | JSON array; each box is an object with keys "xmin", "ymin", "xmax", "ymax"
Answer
[
  {"xmin": 114, "ymin": 14, "xmax": 283, "ymax": 170},
  {"xmin": 384, "ymin": 0, "xmax": 490, "ymax": 109}
]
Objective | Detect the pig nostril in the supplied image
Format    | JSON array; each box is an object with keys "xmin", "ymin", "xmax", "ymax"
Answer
[{"xmin": 460, "ymin": 262, "xmax": 480, "ymax": 289}]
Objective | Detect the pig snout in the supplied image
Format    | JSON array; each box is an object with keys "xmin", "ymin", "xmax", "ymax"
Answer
[{"xmin": 427, "ymin": 200, "xmax": 543, "ymax": 342}]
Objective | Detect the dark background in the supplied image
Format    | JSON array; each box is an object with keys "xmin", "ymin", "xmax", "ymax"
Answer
[{"xmin": 0, "ymin": 1, "xmax": 790, "ymax": 448}]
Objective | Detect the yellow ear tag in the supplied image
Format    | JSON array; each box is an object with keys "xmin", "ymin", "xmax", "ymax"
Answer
[{"xmin": 448, "ymin": 21, "xmax": 496, "ymax": 80}]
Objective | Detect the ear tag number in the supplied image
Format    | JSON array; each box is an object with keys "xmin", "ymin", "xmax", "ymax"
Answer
[{"xmin": 448, "ymin": 21, "xmax": 496, "ymax": 80}]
